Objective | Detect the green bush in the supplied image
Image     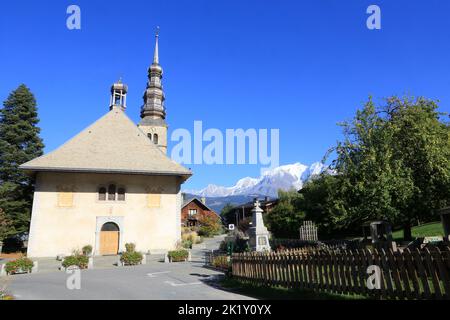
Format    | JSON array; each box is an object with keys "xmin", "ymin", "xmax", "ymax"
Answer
[
  {"xmin": 219, "ymin": 236, "xmax": 249, "ymax": 253},
  {"xmin": 82, "ymin": 245, "xmax": 92, "ymax": 256},
  {"xmin": 62, "ymin": 254, "xmax": 89, "ymax": 269},
  {"xmin": 125, "ymin": 243, "xmax": 136, "ymax": 253},
  {"xmin": 182, "ymin": 240, "xmax": 193, "ymax": 249},
  {"xmin": 5, "ymin": 257, "xmax": 34, "ymax": 274},
  {"xmin": 198, "ymin": 225, "xmax": 216, "ymax": 237},
  {"xmin": 119, "ymin": 242, "xmax": 143, "ymax": 265},
  {"xmin": 168, "ymin": 249, "xmax": 189, "ymax": 262},
  {"xmin": 120, "ymin": 251, "xmax": 143, "ymax": 265}
]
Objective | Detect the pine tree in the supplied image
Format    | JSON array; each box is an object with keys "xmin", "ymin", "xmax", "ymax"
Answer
[
  {"xmin": 0, "ymin": 84, "xmax": 44, "ymax": 237},
  {"xmin": 0, "ymin": 208, "xmax": 12, "ymax": 242}
]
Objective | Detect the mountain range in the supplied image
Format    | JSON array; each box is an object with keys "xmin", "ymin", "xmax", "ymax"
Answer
[{"xmin": 183, "ymin": 162, "xmax": 330, "ymax": 213}]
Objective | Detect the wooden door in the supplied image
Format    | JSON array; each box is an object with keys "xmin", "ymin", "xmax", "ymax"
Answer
[{"xmin": 99, "ymin": 231, "xmax": 119, "ymax": 255}]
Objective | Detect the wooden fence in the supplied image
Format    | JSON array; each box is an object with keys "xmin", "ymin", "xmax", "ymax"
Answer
[{"xmin": 232, "ymin": 247, "xmax": 450, "ymax": 300}]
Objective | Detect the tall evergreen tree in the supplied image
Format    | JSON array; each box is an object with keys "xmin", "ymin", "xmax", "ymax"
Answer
[{"xmin": 0, "ymin": 84, "xmax": 44, "ymax": 237}]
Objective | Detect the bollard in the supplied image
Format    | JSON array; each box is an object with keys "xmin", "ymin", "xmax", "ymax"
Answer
[
  {"xmin": 88, "ymin": 257, "xmax": 93, "ymax": 269},
  {"xmin": 188, "ymin": 251, "xmax": 192, "ymax": 262},
  {"xmin": 0, "ymin": 264, "xmax": 6, "ymax": 276},
  {"xmin": 32, "ymin": 261, "xmax": 38, "ymax": 273},
  {"xmin": 141, "ymin": 254, "xmax": 146, "ymax": 265},
  {"xmin": 164, "ymin": 253, "xmax": 169, "ymax": 263}
]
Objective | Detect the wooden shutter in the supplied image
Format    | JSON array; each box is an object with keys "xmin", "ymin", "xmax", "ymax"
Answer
[
  {"xmin": 58, "ymin": 189, "xmax": 74, "ymax": 207},
  {"xmin": 147, "ymin": 193, "xmax": 161, "ymax": 207}
]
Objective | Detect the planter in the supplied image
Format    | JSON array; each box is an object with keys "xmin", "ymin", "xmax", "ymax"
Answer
[
  {"xmin": 5, "ymin": 258, "xmax": 34, "ymax": 275},
  {"xmin": 121, "ymin": 262, "xmax": 142, "ymax": 266},
  {"xmin": 169, "ymin": 257, "xmax": 187, "ymax": 263},
  {"xmin": 8, "ymin": 268, "xmax": 31, "ymax": 275},
  {"xmin": 118, "ymin": 252, "xmax": 144, "ymax": 266},
  {"xmin": 167, "ymin": 249, "xmax": 190, "ymax": 263},
  {"xmin": 61, "ymin": 255, "xmax": 89, "ymax": 270}
]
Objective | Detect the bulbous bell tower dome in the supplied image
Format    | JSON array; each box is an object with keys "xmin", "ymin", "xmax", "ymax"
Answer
[
  {"xmin": 138, "ymin": 27, "xmax": 168, "ymax": 154},
  {"xmin": 110, "ymin": 78, "xmax": 128, "ymax": 111}
]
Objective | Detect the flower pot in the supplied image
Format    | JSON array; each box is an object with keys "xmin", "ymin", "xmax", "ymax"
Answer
[{"xmin": 8, "ymin": 268, "xmax": 30, "ymax": 275}]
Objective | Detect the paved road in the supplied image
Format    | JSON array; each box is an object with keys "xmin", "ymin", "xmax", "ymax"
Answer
[
  {"xmin": 190, "ymin": 234, "xmax": 225, "ymax": 262},
  {"xmin": 4, "ymin": 235, "xmax": 253, "ymax": 300}
]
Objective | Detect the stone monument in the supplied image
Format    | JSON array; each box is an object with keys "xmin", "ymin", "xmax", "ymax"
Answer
[{"xmin": 248, "ymin": 200, "xmax": 271, "ymax": 252}]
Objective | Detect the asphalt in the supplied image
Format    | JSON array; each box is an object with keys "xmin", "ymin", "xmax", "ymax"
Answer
[{"xmin": 2, "ymin": 235, "xmax": 254, "ymax": 300}]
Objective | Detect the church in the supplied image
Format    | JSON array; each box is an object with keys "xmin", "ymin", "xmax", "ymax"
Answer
[{"xmin": 20, "ymin": 32, "xmax": 192, "ymax": 257}]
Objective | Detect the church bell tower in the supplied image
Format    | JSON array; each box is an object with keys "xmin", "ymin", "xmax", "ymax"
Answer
[
  {"xmin": 138, "ymin": 28, "xmax": 168, "ymax": 153},
  {"xmin": 110, "ymin": 78, "xmax": 128, "ymax": 111}
]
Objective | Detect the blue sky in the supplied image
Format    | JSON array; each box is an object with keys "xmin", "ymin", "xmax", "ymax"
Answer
[{"xmin": 1, "ymin": 0, "xmax": 450, "ymax": 190}]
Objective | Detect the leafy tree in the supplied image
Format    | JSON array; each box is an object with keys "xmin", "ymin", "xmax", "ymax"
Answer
[
  {"xmin": 265, "ymin": 190, "xmax": 305, "ymax": 238},
  {"xmin": 327, "ymin": 96, "xmax": 450, "ymax": 239},
  {"xmin": 0, "ymin": 84, "xmax": 44, "ymax": 236},
  {"xmin": 197, "ymin": 213, "xmax": 223, "ymax": 237},
  {"xmin": 220, "ymin": 203, "xmax": 236, "ymax": 226},
  {"xmin": 197, "ymin": 210, "xmax": 222, "ymax": 232},
  {"xmin": 299, "ymin": 174, "xmax": 348, "ymax": 238},
  {"xmin": 387, "ymin": 97, "xmax": 450, "ymax": 238}
]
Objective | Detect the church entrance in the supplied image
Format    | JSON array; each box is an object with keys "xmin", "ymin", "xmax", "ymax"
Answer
[{"xmin": 99, "ymin": 222, "xmax": 120, "ymax": 255}]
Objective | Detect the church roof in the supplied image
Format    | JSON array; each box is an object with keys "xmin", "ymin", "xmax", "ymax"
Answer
[{"xmin": 20, "ymin": 108, "xmax": 192, "ymax": 179}]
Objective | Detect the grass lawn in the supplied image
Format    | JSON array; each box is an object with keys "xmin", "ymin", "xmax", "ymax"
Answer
[
  {"xmin": 220, "ymin": 277, "xmax": 368, "ymax": 300},
  {"xmin": 392, "ymin": 221, "xmax": 444, "ymax": 241}
]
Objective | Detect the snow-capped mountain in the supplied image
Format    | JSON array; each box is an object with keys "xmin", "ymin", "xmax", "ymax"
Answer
[{"xmin": 185, "ymin": 162, "xmax": 329, "ymax": 198}]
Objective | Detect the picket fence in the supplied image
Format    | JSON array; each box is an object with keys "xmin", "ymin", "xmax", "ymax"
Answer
[{"xmin": 231, "ymin": 247, "xmax": 450, "ymax": 300}]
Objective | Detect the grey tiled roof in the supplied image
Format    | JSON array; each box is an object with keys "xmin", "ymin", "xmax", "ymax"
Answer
[{"xmin": 20, "ymin": 108, "xmax": 192, "ymax": 178}]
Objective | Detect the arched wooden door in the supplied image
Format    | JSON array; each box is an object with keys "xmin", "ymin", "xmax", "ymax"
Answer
[{"xmin": 99, "ymin": 222, "xmax": 119, "ymax": 255}]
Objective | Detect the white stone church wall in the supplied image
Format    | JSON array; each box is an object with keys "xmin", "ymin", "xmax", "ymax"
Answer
[{"xmin": 27, "ymin": 172, "xmax": 181, "ymax": 257}]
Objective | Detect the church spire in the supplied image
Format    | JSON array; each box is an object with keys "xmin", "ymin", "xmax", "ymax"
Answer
[
  {"xmin": 138, "ymin": 28, "xmax": 168, "ymax": 154},
  {"xmin": 153, "ymin": 26, "xmax": 159, "ymax": 64},
  {"xmin": 140, "ymin": 27, "xmax": 166, "ymax": 122}
]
